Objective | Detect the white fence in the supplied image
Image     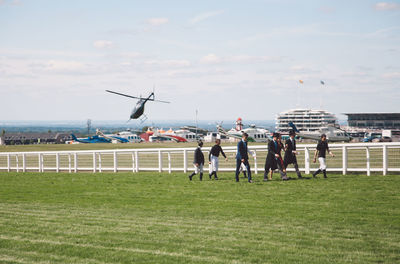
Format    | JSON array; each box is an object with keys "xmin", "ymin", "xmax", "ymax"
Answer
[{"xmin": 0, "ymin": 142, "xmax": 399, "ymax": 175}]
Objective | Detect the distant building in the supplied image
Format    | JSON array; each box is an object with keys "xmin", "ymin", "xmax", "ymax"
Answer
[
  {"xmin": 0, "ymin": 133, "xmax": 71, "ymax": 145},
  {"xmin": 276, "ymin": 109, "xmax": 338, "ymax": 132},
  {"xmin": 344, "ymin": 113, "xmax": 400, "ymax": 129}
]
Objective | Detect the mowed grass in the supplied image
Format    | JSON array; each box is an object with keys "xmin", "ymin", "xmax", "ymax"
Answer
[{"xmin": 0, "ymin": 172, "xmax": 399, "ymax": 264}]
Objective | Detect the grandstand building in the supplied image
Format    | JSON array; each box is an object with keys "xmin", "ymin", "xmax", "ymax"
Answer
[
  {"xmin": 276, "ymin": 109, "xmax": 338, "ymax": 132},
  {"xmin": 344, "ymin": 113, "xmax": 400, "ymax": 129}
]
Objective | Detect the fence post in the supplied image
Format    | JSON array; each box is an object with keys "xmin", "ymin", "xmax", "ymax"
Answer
[
  {"xmin": 383, "ymin": 145, "xmax": 388, "ymax": 176},
  {"xmin": 38, "ymin": 153, "xmax": 41, "ymax": 172},
  {"xmin": 22, "ymin": 154, "xmax": 26, "ymax": 172},
  {"xmin": 93, "ymin": 152, "xmax": 97, "ymax": 173},
  {"xmin": 168, "ymin": 152, "xmax": 171, "ymax": 174},
  {"xmin": 158, "ymin": 150, "xmax": 162, "ymax": 173},
  {"xmin": 98, "ymin": 153, "xmax": 102, "ymax": 173},
  {"xmin": 113, "ymin": 151, "xmax": 118, "ymax": 173},
  {"xmin": 207, "ymin": 151, "xmax": 211, "ymax": 175},
  {"xmin": 304, "ymin": 147, "xmax": 310, "ymax": 174},
  {"xmin": 342, "ymin": 146, "xmax": 347, "ymax": 175},
  {"xmin": 68, "ymin": 154, "xmax": 72, "ymax": 173},
  {"xmin": 16, "ymin": 155, "xmax": 19, "ymax": 173},
  {"xmin": 131, "ymin": 152, "xmax": 135, "ymax": 173},
  {"xmin": 366, "ymin": 147, "xmax": 370, "ymax": 176},
  {"xmin": 253, "ymin": 150, "xmax": 258, "ymax": 174},
  {"xmin": 41, "ymin": 154, "xmax": 44, "ymax": 172},
  {"xmin": 74, "ymin": 153, "xmax": 78, "ymax": 173},
  {"xmin": 135, "ymin": 151, "xmax": 139, "ymax": 172},
  {"xmin": 7, "ymin": 154, "xmax": 10, "ymax": 172},
  {"xmin": 183, "ymin": 149, "xmax": 187, "ymax": 173},
  {"xmin": 56, "ymin": 153, "xmax": 60, "ymax": 173}
]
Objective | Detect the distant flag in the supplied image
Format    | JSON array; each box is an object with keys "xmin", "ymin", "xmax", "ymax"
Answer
[
  {"xmin": 320, "ymin": 80, "xmax": 325, "ymax": 85},
  {"xmin": 299, "ymin": 80, "xmax": 304, "ymax": 84}
]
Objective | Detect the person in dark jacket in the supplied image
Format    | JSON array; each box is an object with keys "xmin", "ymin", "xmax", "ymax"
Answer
[
  {"xmin": 264, "ymin": 132, "xmax": 288, "ymax": 181},
  {"xmin": 235, "ymin": 133, "xmax": 253, "ymax": 183},
  {"xmin": 313, "ymin": 134, "xmax": 334, "ymax": 178},
  {"xmin": 208, "ymin": 139, "xmax": 227, "ymax": 180},
  {"xmin": 284, "ymin": 130, "xmax": 302, "ymax": 178},
  {"xmin": 189, "ymin": 140, "xmax": 205, "ymax": 181}
]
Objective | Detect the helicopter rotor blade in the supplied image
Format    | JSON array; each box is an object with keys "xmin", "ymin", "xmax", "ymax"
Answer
[
  {"xmin": 105, "ymin": 90, "xmax": 142, "ymax": 100},
  {"xmin": 147, "ymin": 98, "xmax": 170, "ymax": 103}
]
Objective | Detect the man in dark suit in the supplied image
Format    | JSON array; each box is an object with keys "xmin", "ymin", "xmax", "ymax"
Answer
[
  {"xmin": 284, "ymin": 130, "xmax": 302, "ymax": 178},
  {"xmin": 264, "ymin": 132, "xmax": 288, "ymax": 181},
  {"xmin": 188, "ymin": 140, "xmax": 205, "ymax": 181},
  {"xmin": 235, "ymin": 133, "xmax": 253, "ymax": 183}
]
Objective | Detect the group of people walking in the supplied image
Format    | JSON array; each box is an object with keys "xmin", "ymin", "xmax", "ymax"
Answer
[{"xmin": 188, "ymin": 131, "xmax": 334, "ymax": 182}]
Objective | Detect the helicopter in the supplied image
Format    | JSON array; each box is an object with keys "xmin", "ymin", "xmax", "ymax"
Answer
[
  {"xmin": 288, "ymin": 122, "xmax": 352, "ymax": 142},
  {"xmin": 106, "ymin": 90, "xmax": 170, "ymax": 122}
]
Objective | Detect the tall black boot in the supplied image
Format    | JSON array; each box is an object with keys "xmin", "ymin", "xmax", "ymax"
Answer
[
  {"xmin": 263, "ymin": 171, "xmax": 269, "ymax": 181},
  {"xmin": 189, "ymin": 172, "xmax": 195, "ymax": 181},
  {"xmin": 313, "ymin": 169, "xmax": 321, "ymax": 178},
  {"xmin": 200, "ymin": 173, "xmax": 203, "ymax": 181},
  {"xmin": 214, "ymin": 172, "xmax": 218, "ymax": 180},
  {"xmin": 323, "ymin": 169, "xmax": 327, "ymax": 178},
  {"xmin": 209, "ymin": 171, "xmax": 214, "ymax": 179},
  {"xmin": 294, "ymin": 164, "xmax": 302, "ymax": 178},
  {"xmin": 243, "ymin": 171, "xmax": 247, "ymax": 178}
]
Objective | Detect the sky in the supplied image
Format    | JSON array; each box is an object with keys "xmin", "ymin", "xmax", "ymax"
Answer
[{"xmin": 0, "ymin": 0, "xmax": 399, "ymax": 123}]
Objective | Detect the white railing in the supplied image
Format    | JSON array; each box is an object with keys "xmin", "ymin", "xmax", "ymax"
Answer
[{"xmin": 0, "ymin": 142, "xmax": 399, "ymax": 175}]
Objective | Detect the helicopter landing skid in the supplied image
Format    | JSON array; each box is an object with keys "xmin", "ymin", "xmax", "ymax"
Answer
[{"xmin": 139, "ymin": 114, "xmax": 148, "ymax": 124}]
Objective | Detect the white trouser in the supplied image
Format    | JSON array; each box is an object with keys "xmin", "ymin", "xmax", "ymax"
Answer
[
  {"xmin": 194, "ymin": 164, "xmax": 203, "ymax": 174},
  {"xmin": 318, "ymin": 157, "xmax": 327, "ymax": 170},
  {"xmin": 240, "ymin": 162, "xmax": 247, "ymax": 172},
  {"xmin": 209, "ymin": 155, "xmax": 219, "ymax": 173}
]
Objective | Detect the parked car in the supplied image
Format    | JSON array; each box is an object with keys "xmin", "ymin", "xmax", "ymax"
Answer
[{"xmin": 379, "ymin": 136, "xmax": 392, "ymax": 142}]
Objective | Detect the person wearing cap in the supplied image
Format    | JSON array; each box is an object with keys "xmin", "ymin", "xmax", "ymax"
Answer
[
  {"xmin": 235, "ymin": 133, "xmax": 253, "ymax": 183},
  {"xmin": 284, "ymin": 130, "xmax": 302, "ymax": 179},
  {"xmin": 313, "ymin": 134, "xmax": 334, "ymax": 178},
  {"xmin": 264, "ymin": 132, "xmax": 289, "ymax": 181},
  {"xmin": 208, "ymin": 139, "xmax": 227, "ymax": 180},
  {"xmin": 188, "ymin": 140, "xmax": 205, "ymax": 181}
]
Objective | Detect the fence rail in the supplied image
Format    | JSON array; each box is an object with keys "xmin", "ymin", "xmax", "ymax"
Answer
[{"xmin": 0, "ymin": 142, "xmax": 399, "ymax": 175}]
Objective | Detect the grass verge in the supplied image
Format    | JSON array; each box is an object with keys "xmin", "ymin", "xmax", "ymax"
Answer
[{"xmin": 0, "ymin": 172, "xmax": 399, "ymax": 263}]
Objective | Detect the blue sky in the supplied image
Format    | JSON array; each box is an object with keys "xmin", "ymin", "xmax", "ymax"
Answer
[{"xmin": 0, "ymin": 0, "xmax": 399, "ymax": 123}]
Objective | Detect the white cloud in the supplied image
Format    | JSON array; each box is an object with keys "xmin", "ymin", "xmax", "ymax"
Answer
[
  {"xmin": 189, "ymin": 10, "xmax": 224, "ymax": 24},
  {"xmin": 200, "ymin": 54, "xmax": 281, "ymax": 64},
  {"xmin": 229, "ymin": 55, "xmax": 281, "ymax": 63},
  {"xmin": 147, "ymin": 17, "xmax": 169, "ymax": 26},
  {"xmin": 200, "ymin": 54, "xmax": 222, "ymax": 64},
  {"xmin": 11, "ymin": 0, "xmax": 21, "ymax": 5},
  {"xmin": 374, "ymin": 2, "xmax": 400, "ymax": 11},
  {"xmin": 93, "ymin": 40, "xmax": 114, "ymax": 49},
  {"xmin": 383, "ymin": 72, "xmax": 400, "ymax": 78},
  {"xmin": 290, "ymin": 65, "xmax": 307, "ymax": 71},
  {"xmin": 166, "ymin": 68, "xmax": 232, "ymax": 78},
  {"xmin": 318, "ymin": 6, "xmax": 335, "ymax": 14},
  {"xmin": 0, "ymin": 0, "xmax": 21, "ymax": 5},
  {"xmin": 43, "ymin": 60, "xmax": 87, "ymax": 73},
  {"xmin": 144, "ymin": 59, "xmax": 191, "ymax": 67},
  {"xmin": 120, "ymin": 52, "xmax": 141, "ymax": 58}
]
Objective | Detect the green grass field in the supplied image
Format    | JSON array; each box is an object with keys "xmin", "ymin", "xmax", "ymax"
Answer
[{"xmin": 0, "ymin": 171, "xmax": 399, "ymax": 263}]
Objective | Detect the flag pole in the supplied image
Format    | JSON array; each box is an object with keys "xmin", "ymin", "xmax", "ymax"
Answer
[{"xmin": 320, "ymin": 80, "xmax": 325, "ymax": 110}]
